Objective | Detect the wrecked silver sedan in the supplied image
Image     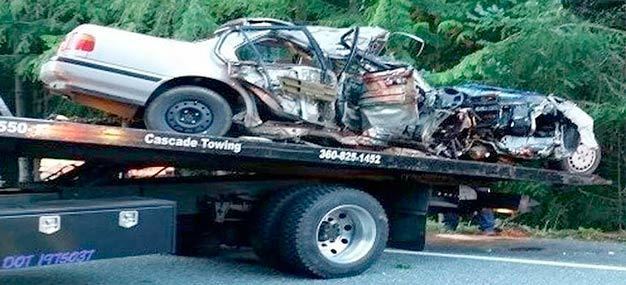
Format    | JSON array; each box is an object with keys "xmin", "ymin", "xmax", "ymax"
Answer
[{"xmin": 39, "ymin": 18, "xmax": 600, "ymax": 174}]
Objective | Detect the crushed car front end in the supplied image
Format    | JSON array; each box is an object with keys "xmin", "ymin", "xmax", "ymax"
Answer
[
  {"xmin": 451, "ymin": 84, "xmax": 598, "ymax": 158},
  {"xmin": 422, "ymin": 83, "xmax": 601, "ymax": 174}
]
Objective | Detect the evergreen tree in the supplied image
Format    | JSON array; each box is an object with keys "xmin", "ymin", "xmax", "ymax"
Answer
[{"xmin": 175, "ymin": 0, "xmax": 218, "ymax": 41}]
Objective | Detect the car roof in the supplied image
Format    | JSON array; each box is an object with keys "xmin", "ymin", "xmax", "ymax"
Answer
[
  {"xmin": 215, "ymin": 18, "xmax": 295, "ymax": 34},
  {"xmin": 214, "ymin": 18, "xmax": 390, "ymax": 58}
]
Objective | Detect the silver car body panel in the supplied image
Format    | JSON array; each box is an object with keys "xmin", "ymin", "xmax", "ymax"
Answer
[
  {"xmin": 41, "ymin": 56, "xmax": 159, "ymax": 106},
  {"xmin": 41, "ymin": 24, "xmax": 237, "ymax": 106}
]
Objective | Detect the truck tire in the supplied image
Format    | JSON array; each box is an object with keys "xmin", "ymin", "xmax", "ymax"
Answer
[
  {"xmin": 144, "ymin": 86, "xmax": 232, "ymax": 135},
  {"xmin": 278, "ymin": 186, "xmax": 388, "ymax": 278},
  {"xmin": 250, "ymin": 187, "xmax": 308, "ymax": 267}
]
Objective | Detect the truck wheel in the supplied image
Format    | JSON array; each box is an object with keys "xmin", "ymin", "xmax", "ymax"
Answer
[
  {"xmin": 250, "ymin": 187, "xmax": 308, "ymax": 267},
  {"xmin": 279, "ymin": 186, "xmax": 388, "ymax": 278},
  {"xmin": 560, "ymin": 145, "xmax": 601, "ymax": 175},
  {"xmin": 144, "ymin": 86, "xmax": 232, "ymax": 135}
]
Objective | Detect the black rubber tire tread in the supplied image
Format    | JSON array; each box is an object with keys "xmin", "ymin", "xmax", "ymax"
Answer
[
  {"xmin": 278, "ymin": 185, "xmax": 389, "ymax": 279},
  {"xmin": 250, "ymin": 187, "xmax": 310, "ymax": 267},
  {"xmin": 144, "ymin": 85, "xmax": 233, "ymax": 135},
  {"xmin": 560, "ymin": 147, "xmax": 602, "ymax": 175}
]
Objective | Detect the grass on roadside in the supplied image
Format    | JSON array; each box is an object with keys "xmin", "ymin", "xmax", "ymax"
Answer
[
  {"xmin": 426, "ymin": 218, "xmax": 626, "ymax": 242},
  {"xmin": 426, "ymin": 219, "xmax": 482, "ymax": 235}
]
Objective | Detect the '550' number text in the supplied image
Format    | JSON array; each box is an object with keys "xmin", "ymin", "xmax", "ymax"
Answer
[{"xmin": 0, "ymin": 121, "xmax": 28, "ymax": 134}]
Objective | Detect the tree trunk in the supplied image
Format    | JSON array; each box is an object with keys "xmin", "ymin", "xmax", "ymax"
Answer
[
  {"xmin": 14, "ymin": 74, "xmax": 34, "ymax": 183},
  {"xmin": 349, "ymin": 0, "xmax": 361, "ymax": 14},
  {"xmin": 618, "ymin": 135, "xmax": 623, "ymax": 230},
  {"xmin": 31, "ymin": 87, "xmax": 42, "ymax": 181}
]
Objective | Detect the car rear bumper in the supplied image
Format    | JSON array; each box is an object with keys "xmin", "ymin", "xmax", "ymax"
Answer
[
  {"xmin": 39, "ymin": 56, "xmax": 161, "ymax": 107},
  {"xmin": 40, "ymin": 58, "xmax": 70, "ymax": 94}
]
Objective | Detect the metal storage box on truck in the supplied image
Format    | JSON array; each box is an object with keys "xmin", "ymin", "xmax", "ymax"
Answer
[{"xmin": 0, "ymin": 197, "xmax": 175, "ymax": 270}]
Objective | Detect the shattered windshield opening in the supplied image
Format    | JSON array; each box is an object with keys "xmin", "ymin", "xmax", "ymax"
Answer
[
  {"xmin": 234, "ymin": 26, "xmax": 330, "ymax": 79},
  {"xmin": 377, "ymin": 32, "xmax": 425, "ymax": 66},
  {"xmin": 236, "ymin": 36, "xmax": 318, "ymax": 67}
]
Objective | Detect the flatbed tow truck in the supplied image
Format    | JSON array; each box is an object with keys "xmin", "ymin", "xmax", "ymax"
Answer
[{"xmin": 0, "ymin": 96, "xmax": 609, "ymax": 278}]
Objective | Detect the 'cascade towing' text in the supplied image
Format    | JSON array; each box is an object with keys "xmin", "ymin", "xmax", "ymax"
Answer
[{"xmin": 144, "ymin": 133, "xmax": 242, "ymax": 153}]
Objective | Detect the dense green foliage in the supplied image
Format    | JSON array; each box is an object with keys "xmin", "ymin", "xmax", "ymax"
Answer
[{"xmin": 1, "ymin": 0, "xmax": 624, "ymax": 230}]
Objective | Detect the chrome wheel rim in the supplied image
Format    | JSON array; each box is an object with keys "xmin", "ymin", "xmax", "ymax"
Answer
[
  {"xmin": 316, "ymin": 205, "xmax": 376, "ymax": 264},
  {"xmin": 166, "ymin": 100, "xmax": 213, "ymax": 133},
  {"xmin": 567, "ymin": 145, "xmax": 597, "ymax": 173}
]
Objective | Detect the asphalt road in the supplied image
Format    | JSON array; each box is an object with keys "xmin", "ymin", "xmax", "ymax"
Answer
[{"xmin": 2, "ymin": 234, "xmax": 626, "ymax": 285}]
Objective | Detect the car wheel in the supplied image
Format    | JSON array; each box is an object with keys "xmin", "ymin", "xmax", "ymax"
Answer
[
  {"xmin": 278, "ymin": 185, "xmax": 388, "ymax": 278},
  {"xmin": 250, "ymin": 187, "xmax": 309, "ymax": 268},
  {"xmin": 560, "ymin": 145, "xmax": 601, "ymax": 175},
  {"xmin": 144, "ymin": 86, "xmax": 233, "ymax": 135}
]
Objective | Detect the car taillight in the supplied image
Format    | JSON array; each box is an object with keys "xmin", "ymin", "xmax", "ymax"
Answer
[
  {"xmin": 73, "ymin": 34, "xmax": 95, "ymax": 52},
  {"xmin": 58, "ymin": 33, "xmax": 96, "ymax": 53}
]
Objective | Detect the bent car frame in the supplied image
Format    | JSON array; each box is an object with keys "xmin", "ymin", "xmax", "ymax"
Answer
[{"xmin": 40, "ymin": 18, "xmax": 601, "ymax": 174}]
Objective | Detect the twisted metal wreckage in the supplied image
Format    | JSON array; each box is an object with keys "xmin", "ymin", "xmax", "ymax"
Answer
[
  {"xmin": 217, "ymin": 19, "xmax": 600, "ymax": 174},
  {"xmin": 39, "ymin": 18, "xmax": 600, "ymax": 174}
]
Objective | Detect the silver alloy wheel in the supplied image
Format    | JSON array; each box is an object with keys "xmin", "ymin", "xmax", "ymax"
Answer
[
  {"xmin": 316, "ymin": 205, "xmax": 376, "ymax": 264},
  {"xmin": 567, "ymin": 144, "xmax": 598, "ymax": 173}
]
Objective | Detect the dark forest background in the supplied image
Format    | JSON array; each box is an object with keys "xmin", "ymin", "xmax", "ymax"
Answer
[{"xmin": 0, "ymin": 0, "xmax": 625, "ymax": 230}]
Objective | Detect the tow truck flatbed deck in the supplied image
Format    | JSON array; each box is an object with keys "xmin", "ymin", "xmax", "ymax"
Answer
[{"xmin": 0, "ymin": 116, "xmax": 609, "ymax": 186}]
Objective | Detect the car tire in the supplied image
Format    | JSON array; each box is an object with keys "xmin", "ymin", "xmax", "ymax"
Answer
[
  {"xmin": 144, "ymin": 86, "xmax": 232, "ymax": 135},
  {"xmin": 278, "ymin": 185, "xmax": 388, "ymax": 279},
  {"xmin": 560, "ymin": 145, "xmax": 601, "ymax": 175},
  {"xmin": 250, "ymin": 187, "xmax": 309, "ymax": 268}
]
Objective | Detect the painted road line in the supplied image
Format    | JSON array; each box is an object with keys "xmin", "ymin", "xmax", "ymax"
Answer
[{"xmin": 385, "ymin": 249, "xmax": 626, "ymax": 272}]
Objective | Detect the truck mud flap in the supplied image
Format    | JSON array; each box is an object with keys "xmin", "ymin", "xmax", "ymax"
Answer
[
  {"xmin": 0, "ymin": 197, "xmax": 175, "ymax": 270},
  {"xmin": 387, "ymin": 184, "xmax": 430, "ymax": 251}
]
